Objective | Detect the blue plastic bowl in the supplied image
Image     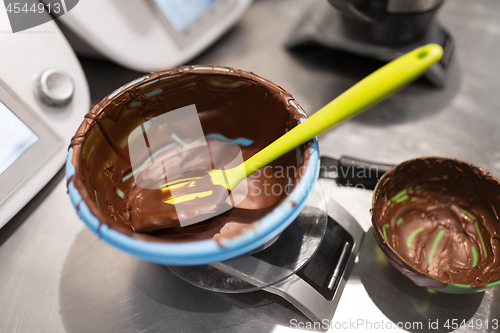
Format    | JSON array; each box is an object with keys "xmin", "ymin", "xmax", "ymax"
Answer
[{"xmin": 66, "ymin": 66, "xmax": 320, "ymax": 266}]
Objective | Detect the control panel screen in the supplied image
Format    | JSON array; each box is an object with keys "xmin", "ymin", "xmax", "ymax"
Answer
[
  {"xmin": 296, "ymin": 217, "xmax": 353, "ymax": 300},
  {"xmin": 0, "ymin": 100, "xmax": 39, "ymax": 175},
  {"xmin": 153, "ymin": 0, "xmax": 217, "ymax": 31}
]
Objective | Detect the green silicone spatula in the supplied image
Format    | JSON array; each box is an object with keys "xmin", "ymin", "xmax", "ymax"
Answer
[{"xmin": 164, "ymin": 44, "xmax": 443, "ymax": 206}]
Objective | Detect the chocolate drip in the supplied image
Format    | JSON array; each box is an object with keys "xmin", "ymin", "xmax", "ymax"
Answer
[
  {"xmin": 69, "ymin": 133, "xmax": 85, "ymax": 149},
  {"xmin": 83, "ymin": 113, "xmax": 128, "ymax": 160}
]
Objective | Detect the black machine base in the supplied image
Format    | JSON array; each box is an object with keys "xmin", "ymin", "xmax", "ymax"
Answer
[{"xmin": 286, "ymin": 0, "xmax": 455, "ymax": 87}]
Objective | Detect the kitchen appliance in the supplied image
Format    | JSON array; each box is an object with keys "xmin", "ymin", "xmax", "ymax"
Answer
[
  {"xmin": 169, "ymin": 178, "xmax": 365, "ymax": 322},
  {"xmin": 0, "ymin": 3, "xmax": 90, "ymax": 229},
  {"xmin": 53, "ymin": 0, "xmax": 252, "ymax": 72},
  {"xmin": 167, "ymin": 154, "xmax": 397, "ymax": 322},
  {"xmin": 168, "ymin": 154, "xmax": 397, "ymax": 321},
  {"xmin": 286, "ymin": 0, "xmax": 454, "ymax": 86}
]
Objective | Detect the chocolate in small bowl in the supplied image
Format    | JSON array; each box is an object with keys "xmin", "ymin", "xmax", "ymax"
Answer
[{"xmin": 372, "ymin": 157, "xmax": 500, "ymax": 293}]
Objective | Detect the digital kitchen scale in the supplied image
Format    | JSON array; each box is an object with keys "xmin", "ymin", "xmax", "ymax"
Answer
[
  {"xmin": 0, "ymin": 3, "xmax": 90, "ymax": 228},
  {"xmin": 54, "ymin": 0, "xmax": 252, "ymax": 72},
  {"xmin": 169, "ymin": 178, "xmax": 365, "ymax": 322}
]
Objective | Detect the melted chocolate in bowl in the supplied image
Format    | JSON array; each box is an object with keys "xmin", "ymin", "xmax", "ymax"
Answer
[
  {"xmin": 372, "ymin": 158, "xmax": 500, "ymax": 289},
  {"xmin": 69, "ymin": 66, "xmax": 311, "ymax": 246}
]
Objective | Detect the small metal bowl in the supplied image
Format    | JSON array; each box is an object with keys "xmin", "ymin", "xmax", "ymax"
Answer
[{"xmin": 372, "ymin": 157, "xmax": 500, "ymax": 294}]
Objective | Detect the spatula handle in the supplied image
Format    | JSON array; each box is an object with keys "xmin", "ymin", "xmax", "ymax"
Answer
[{"xmin": 242, "ymin": 44, "xmax": 443, "ymax": 178}]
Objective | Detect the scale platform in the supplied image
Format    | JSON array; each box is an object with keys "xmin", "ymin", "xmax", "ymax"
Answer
[
  {"xmin": 285, "ymin": 0, "xmax": 455, "ymax": 87},
  {"xmin": 169, "ymin": 177, "xmax": 365, "ymax": 322}
]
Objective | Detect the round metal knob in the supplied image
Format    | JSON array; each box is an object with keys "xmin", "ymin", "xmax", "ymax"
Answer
[{"xmin": 35, "ymin": 69, "xmax": 74, "ymax": 107}]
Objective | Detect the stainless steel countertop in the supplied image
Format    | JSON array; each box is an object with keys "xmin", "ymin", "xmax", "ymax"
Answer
[{"xmin": 1, "ymin": 0, "xmax": 500, "ymax": 332}]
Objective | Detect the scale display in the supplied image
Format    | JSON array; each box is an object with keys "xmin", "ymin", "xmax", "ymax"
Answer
[
  {"xmin": 296, "ymin": 217, "xmax": 353, "ymax": 300},
  {"xmin": 152, "ymin": 0, "xmax": 217, "ymax": 31},
  {"xmin": 0, "ymin": 100, "xmax": 39, "ymax": 175},
  {"xmin": 0, "ymin": 79, "xmax": 63, "ymax": 225}
]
